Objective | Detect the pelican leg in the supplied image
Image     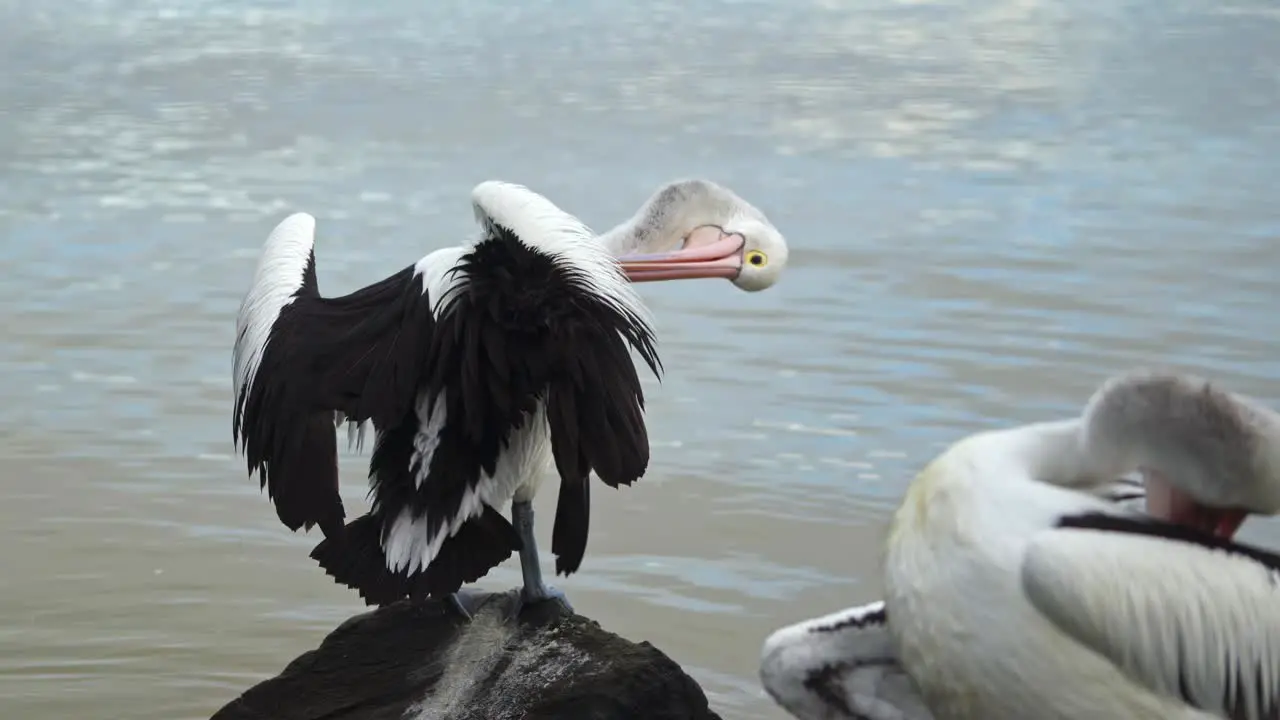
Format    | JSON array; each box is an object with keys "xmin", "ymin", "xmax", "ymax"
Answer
[{"xmin": 511, "ymin": 500, "xmax": 573, "ymax": 613}]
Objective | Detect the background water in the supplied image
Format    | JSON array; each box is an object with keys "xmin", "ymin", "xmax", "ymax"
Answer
[{"xmin": 2, "ymin": 0, "xmax": 1278, "ymax": 717}]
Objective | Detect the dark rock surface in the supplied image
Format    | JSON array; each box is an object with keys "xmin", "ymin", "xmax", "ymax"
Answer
[{"xmin": 211, "ymin": 589, "xmax": 724, "ymax": 720}]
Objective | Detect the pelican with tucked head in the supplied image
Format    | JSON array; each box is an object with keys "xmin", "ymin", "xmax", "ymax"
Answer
[
  {"xmin": 760, "ymin": 369, "xmax": 1280, "ymax": 719},
  {"xmin": 232, "ymin": 178, "xmax": 788, "ymax": 620},
  {"xmin": 887, "ymin": 369, "xmax": 1280, "ymax": 719}
]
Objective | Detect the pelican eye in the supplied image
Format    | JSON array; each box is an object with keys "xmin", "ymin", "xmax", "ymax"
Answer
[{"xmin": 745, "ymin": 250, "xmax": 768, "ymax": 267}]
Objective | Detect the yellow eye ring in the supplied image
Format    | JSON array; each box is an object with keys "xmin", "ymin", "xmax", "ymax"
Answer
[{"xmin": 745, "ymin": 250, "xmax": 768, "ymax": 268}]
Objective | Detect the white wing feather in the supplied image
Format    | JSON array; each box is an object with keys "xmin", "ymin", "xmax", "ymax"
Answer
[
  {"xmin": 1022, "ymin": 529, "xmax": 1280, "ymax": 720},
  {"xmin": 232, "ymin": 211, "xmax": 316, "ymax": 441}
]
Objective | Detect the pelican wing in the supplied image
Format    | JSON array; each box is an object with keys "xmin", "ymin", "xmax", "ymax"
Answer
[
  {"xmin": 760, "ymin": 601, "xmax": 935, "ymax": 720},
  {"xmin": 232, "ymin": 213, "xmax": 437, "ymax": 538},
  {"xmin": 1022, "ymin": 512, "xmax": 1280, "ymax": 720},
  {"xmin": 458, "ymin": 182, "xmax": 661, "ymax": 577},
  {"xmin": 308, "ymin": 183, "xmax": 663, "ymax": 603}
]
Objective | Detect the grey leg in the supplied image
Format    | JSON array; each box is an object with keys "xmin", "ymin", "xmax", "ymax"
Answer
[{"xmin": 511, "ymin": 500, "xmax": 572, "ymax": 612}]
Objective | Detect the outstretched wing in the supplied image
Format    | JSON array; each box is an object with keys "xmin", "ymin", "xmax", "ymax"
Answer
[
  {"xmin": 1023, "ymin": 512, "xmax": 1280, "ymax": 720},
  {"xmin": 759, "ymin": 601, "xmax": 935, "ymax": 720},
  {"xmin": 232, "ymin": 212, "xmax": 437, "ymax": 538}
]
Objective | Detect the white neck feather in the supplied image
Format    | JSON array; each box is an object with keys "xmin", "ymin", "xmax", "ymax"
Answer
[
  {"xmin": 952, "ymin": 371, "xmax": 1280, "ymax": 514},
  {"xmin": 596, "ymin": 211, "xmax": 662, "ymax": 257},
  {"xmin": 595, "ymin": 179, "xmax": 751, "ymax": 257},
  {"xmin": 1004, "ymin": 419, "xmax": 1104, "ymax": 489}
]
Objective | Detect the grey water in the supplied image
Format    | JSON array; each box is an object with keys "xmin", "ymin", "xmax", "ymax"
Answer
[{"xmin": 1, "ymin": 0, "xmax": 1278, "ymax": 718}]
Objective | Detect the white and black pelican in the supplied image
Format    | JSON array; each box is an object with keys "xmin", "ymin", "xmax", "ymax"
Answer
[
  {"xmin": 232, "ymin": 179, "xmax": 787, "ymax": 619},
  {"xmin": 760, "ymin": 369, "xmax": 1280, "ymax": 720}
]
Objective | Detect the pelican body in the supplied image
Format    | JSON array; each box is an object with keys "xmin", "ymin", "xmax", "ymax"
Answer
[
  {"xmin": 232, "ymin": 179, "xmax": 788, "ymax": 617},
  {"xmin": 758, "ymin": 477, "xmax": 1146, "ymax": 720},
  {"xmin": 760, "ymin": 369, "xmax": 1280, "ymax": 720}
]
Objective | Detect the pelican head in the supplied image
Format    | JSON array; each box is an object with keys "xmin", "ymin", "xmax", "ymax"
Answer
[
  {"xmin": 604, "ymin": 179, "xmax": 789, "ymax": 292},
  {"xmin": 1081, "ymin": 368, "xmax": 1280, "ymax": 539}
]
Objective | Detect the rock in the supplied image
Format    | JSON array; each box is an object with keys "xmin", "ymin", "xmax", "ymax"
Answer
[{"xmin": 211, "ymin": 589, "xmax": 724, "ymax": 720}]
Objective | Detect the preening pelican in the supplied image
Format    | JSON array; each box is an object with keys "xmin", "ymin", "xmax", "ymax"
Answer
[
  {"xmin": 232, "ymin": 179, "xmax": 788, "ymax": 619},
  {"xmin": 758, "ymin": 477, "xmax": 1146, "ymax": 720},
  {"xmin": 760, "ymin": 370, "xmax": 1280, "ymax": 719},
  {"xmin": 883, "ymin": 369, "xmax": 1280, "ymax": 719}
]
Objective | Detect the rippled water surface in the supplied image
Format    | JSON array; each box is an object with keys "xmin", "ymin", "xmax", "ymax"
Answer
[{"xmin": 2, "ymin": 0, "xmax": 1279, "ymax": 718}]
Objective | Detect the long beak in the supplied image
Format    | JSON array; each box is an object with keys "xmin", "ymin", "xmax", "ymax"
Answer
[
  {"xmin": 1144, "ymin": 472, "xmax": 1249, "ymax": 539},
  {"xmin": 616, "ymin": 232, "xmax": 745, "ymax": 283}
]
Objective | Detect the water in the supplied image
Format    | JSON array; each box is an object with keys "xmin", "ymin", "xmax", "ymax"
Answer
[{"xmin": 1, "ymin": 0, "xmax": 1278, "ymax": 717}]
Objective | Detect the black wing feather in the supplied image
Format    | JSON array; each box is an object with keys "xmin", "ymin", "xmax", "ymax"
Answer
[
  {"xmin": 552, "ymin": 467, "xmax": 590, "ymax": 576},
  {"xmin": 233, "ymin": 257, "xmax": 435, "ymax": 539},
  {"xmin": 412, "ymin": 226, "xmax": 661, "ymax": 584},
  {"xmin": 310, "ymin": 505, "xmax": 521, "ymax": 606},
  {"xmin": 246, "ymin": 220, "xmax": 662, "ymax": 604}
]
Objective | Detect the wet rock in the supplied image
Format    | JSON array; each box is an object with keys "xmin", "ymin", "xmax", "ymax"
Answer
[{"xmin": 211, "ymin": 589, "xmax": 724, "ymax": 720}]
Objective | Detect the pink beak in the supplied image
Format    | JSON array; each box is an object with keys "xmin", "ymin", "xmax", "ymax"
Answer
[
  {"xmin": 616, "ymin": 226, "xmax": 745, "ymax": 282},
  {"xmin": 1143, "ymin": 469, "xmax": 1249, "ymax": 539}
]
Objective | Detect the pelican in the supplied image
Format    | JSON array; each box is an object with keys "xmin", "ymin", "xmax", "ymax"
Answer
[
  {"xmin": 758, "ymin": 478, "xmax": 1146, "ymax": 720},
  {"xmin": 883, "ymin": 368, "xmax": 1280, "ymax": 719},
  {"xmin": 232, "ymin": 179, "xmax": 788, "ymax": 619},
  {"xmin": 760, "ymin": 369, "xmax": 1280, "ymax": 719}
]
